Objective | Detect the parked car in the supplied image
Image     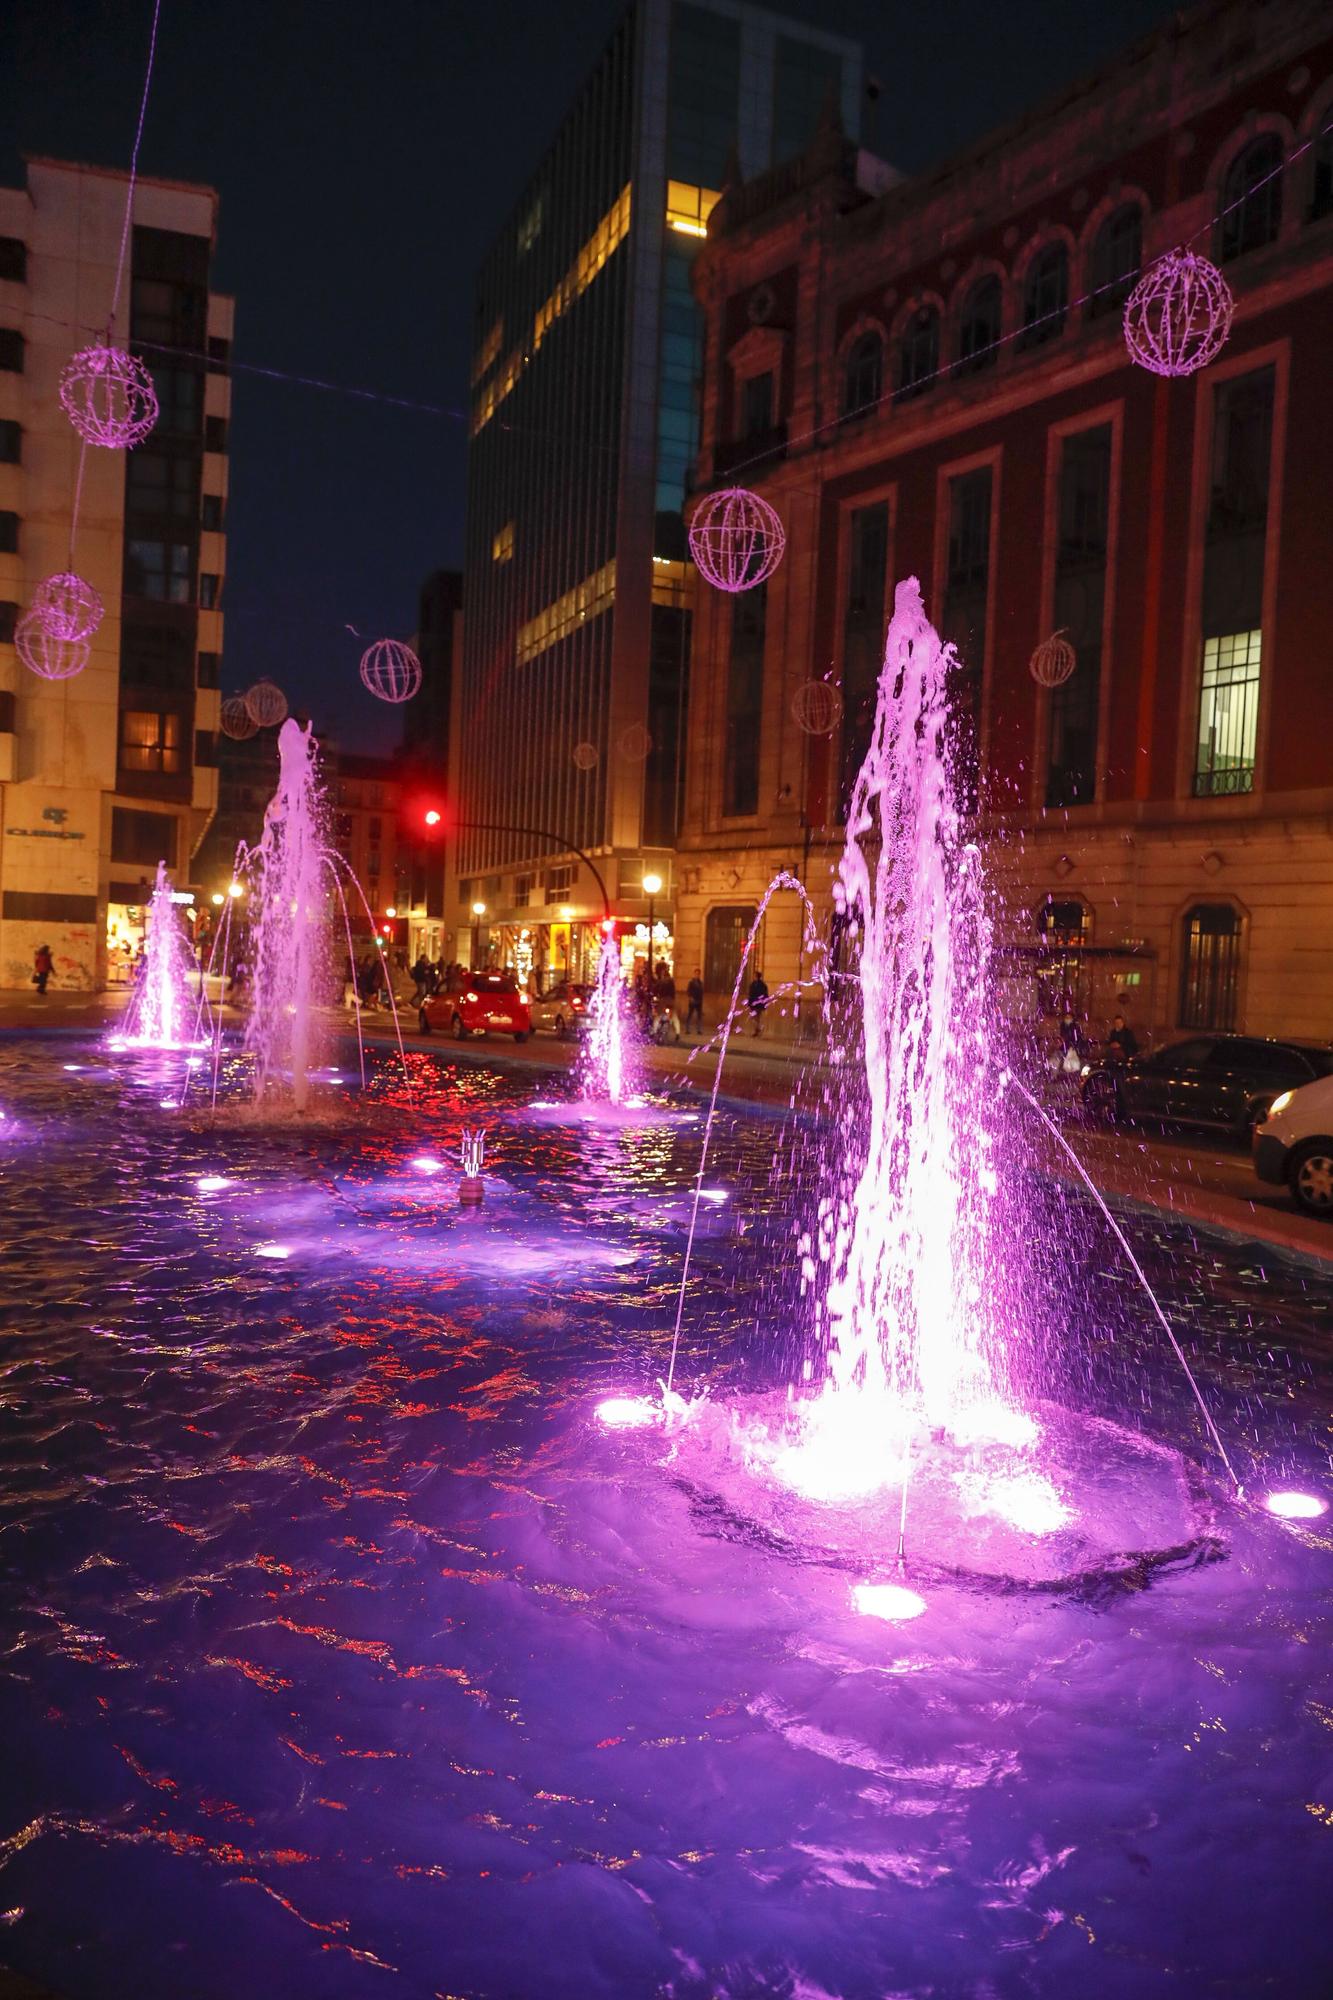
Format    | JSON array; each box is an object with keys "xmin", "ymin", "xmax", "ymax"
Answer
[
  {"xmin": 1080, "ymin": 1033, "xmax": 1333, "ymax": 1139},
  {"xmin": 529, "ymin": 979, "xmax": 591, "ymax": 1038},
  {"xmin": 419, "ymin": 970, "xmax": 531, "ymax": 1042},
  {"xmin": 1253, "ymin": 1074, "xmax": 1333, "ymax": 1215}
]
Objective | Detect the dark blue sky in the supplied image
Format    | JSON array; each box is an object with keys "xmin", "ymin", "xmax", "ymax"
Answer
[{"xmin": 5, "ymin": 0, "xmax": 1179, "ymax": 751}]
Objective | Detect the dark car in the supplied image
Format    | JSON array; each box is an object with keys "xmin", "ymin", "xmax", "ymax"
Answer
[
  {"xmin": 1081, "ymin": 1033, "xmax": 1333, "ymax": 1139},
  {"xmin": 420, "ymin": 970, "xmax": 531, "ymax": 1043}
]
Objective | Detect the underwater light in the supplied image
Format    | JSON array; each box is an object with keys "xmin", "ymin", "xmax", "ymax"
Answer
[
  {"xmin": 63, "ymin": 1063, "xmax": 83, "ymax": 1072},
  {"xmin": 254, "ymin": 1244, "xmax": 291, "ymax": 1260},
  {"xmin": 159, "ymin": 1098, "xmax": 179, "ymax": 1110},
  {"xmin": 700, "ymin": 1189, "xmax": 728, "ymax": 1205},
  {"xmin": 853, "ymin": 1582, "xmax": 927, "ymax": 1622},
  {"xmin": 411, "ymin": 1155, "xmax": 445, "ymax": 1175},
  {"xmin": 984, "ymin": 1471, "xmax": 1071, "ymax": 1536},
  {"xmin": 595, "ymin": 1396, "xmax": 659, "ymax": 1429},
  {"xmin": 108, "ymin": 1038, "xmax": 127, "ymax": 1052},
  {"xmin": 196, "ymin": 1175, "xmax": 231, "ymax": 1193},
  {"xmin": 1265, "ymin": 1490, "xmax": 1326, "ymax": 1520}
]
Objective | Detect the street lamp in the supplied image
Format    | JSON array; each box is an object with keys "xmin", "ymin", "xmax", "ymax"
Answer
[
  {"xmin": 642, "ymin": 871, "xmax": 663, "ymax": 980},
  {"xmin": 210, "ymin": 892, "xmax": 224, "ymax": 907},
  {"xmin": 471, "ymin": 899, "xmax": 487, "ymax": 967}
]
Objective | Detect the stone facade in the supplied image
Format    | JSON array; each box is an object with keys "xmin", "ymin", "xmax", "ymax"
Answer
[{"xmin": 679, "ymin": 0, "xmax": 1333, "ymax": 1049}]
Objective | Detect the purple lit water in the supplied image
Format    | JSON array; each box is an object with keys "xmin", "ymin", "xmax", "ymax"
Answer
[
  {"xmin": 581, "ymin": 931, "xmax": 629, "ymax": 1105},
  {"xmin": 0, "ymin": 1039, "xmax": 1330, "ymax": 1996}
]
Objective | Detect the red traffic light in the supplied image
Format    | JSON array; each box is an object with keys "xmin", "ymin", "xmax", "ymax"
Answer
[{"xmin": 423, "ymin": 807, "xmax": 442, "ymax": 827}]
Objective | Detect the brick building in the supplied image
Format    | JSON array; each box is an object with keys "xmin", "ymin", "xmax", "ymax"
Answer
[{"xmin": 679, "ymin": 0, "xmax": 1333, "ymax": 1044}]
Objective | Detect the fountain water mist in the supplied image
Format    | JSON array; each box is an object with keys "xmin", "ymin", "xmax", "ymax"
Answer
[
  {"xmin": 121, "ymin": 861, "xmax": 206, "ymax": 1050},
  {"xmin": 582, "ymin": 930, "xmax": 628, "ymax": 1104},
  {"xmin": 242, "ymin": 719, "xmax": 329, "ymax": 1112}
]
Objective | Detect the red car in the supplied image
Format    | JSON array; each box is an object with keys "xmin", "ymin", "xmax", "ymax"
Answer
[{"xmin": 420, "ymin": 971, "xmax": 531, "ymax": 1043}]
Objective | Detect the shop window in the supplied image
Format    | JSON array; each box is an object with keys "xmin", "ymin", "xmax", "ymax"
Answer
[
  {"xmin": 1218, "ymin": 134, "xmax": 1283, "ymax": 261},
  {"xmin": 120, "ymin": 709, "xmax": 184, "ymax": 774},
  {"xmin": 1180, "ymin": 904, "xmax": 1241, "ymax": 1030},
  {"xmin": 955, "ymin": 276, "xmax": 1001, "ymax": 375},
  {"xmin": 1087, "ymin": 203, "xmax": 1142, "ymax": 316},
  {"xmin": 894, "ymin": 306, "xmax": 939, "ymax": 402},
  {"xmin": 705, "ymin": 905, "xmax": 757, "ymax": 1000},
  {"xmin": 841, "ymin": 330, "xmax": 882, "ymax": 417},
  {"xmin": 1019, "ymin": 244, "xmax": 1068, "ymax": 348}
]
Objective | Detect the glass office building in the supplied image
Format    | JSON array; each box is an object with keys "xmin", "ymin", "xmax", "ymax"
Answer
[{"xmin": 456, "ymin": 0, "xmax": 862, "ymax": 968}]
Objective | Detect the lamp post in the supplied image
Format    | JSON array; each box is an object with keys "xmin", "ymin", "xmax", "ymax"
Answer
[
  {"xmin": 471, "ymin": 900, "xmax": 487, "ymax": 967},
  {"xmin": 642, "ymin": 871, "xmax": 663, "ymax": 981}
]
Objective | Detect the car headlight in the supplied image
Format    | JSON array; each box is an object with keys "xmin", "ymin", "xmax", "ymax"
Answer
[
  {"xmin": 1268, "ymin": 1090, "xmax": 1293, "ymax": 1118},
  {"xmin": 1079, "ymin": 1064, "xmax": 1091, "ymax": 1079}
]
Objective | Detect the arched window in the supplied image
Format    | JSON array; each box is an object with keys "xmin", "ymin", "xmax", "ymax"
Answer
[
  {"xmin": 1179, "ymin": 904, "xmax": 1242, "ymax": 1030},
  {"xmin": 1019, "ymin": 244, "xmax": 1069, "ymax": 348},
  {"xmin": 1218, "ymin": 134, "xmax": 1283, "ymax": 261},
  {"xmin": 954, "ymin": 275, "xmax": 1001, "ymax": 375},
  {"xmin": 841, "ymin": 330, "xmax": 883, "ymax": 418},
  {"xmin": 1311, "ymin": 106, "xmax": 1333, "ymax": 222},
  {"xmin": 894, "ymin": 304, "xmax": 940, "ymax": 402},
  {"xmin": 1087, "ymin": 203, "xmax": 1142, "ymax": 317}
]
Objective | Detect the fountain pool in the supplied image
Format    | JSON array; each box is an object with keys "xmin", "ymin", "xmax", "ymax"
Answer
[{"xmin": 0, "ymin": 1036, "xmax": 1329, "ymax": 1999}]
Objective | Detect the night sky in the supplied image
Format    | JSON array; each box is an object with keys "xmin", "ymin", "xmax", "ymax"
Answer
[{"xmin": 5, "ymin": 0, "xmax": 1180, "ymax": 753}]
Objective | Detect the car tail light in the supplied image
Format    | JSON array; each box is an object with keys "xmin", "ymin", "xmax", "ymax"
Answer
[{"xmin": 464, "ymin": 991, "xmax": 477, "ymax": 1004}]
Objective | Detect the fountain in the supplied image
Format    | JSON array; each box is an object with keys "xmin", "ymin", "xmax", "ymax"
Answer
[
  {"xmin": 580, "ymin": 928, "xmax": 629, "ymax": 1105},
  {"xmin": 118, "ymin": 861, "xmax": 207, "ymax": 1050}
]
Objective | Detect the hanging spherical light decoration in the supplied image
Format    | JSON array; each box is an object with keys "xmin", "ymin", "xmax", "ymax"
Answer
[
  {"xmin": 31, "ymin": 571, "xmax": 103, "ymax": 643},
  {"xmin": 571, "ymin": 741, "xmax": 599, "ymax": 771},
  {"xmin": 688, "ymin": 487, "xmax": 786, "ymax": 593},
  {"xmin": 1123, "ymin": 249, "xmax": 1234, "ymax": 378},
  {"xmin": 358, "ymin": 638, "xmax": 422, "ymax": 704},
  {"xmin": 220, "ymin": 696, "xmax": 259, "ymax": 740},
  {"xmin": 59, "ymin": 342, "xmax": 159, "ymax": 449},
  {"xmin": 791, "ymin": 680, "xmax": 844, "ymax": 735},
  {"xmin": 15, "ymin": 610, "xmax": 90, "ymax": 681},
  {"xmin": 617, "ymin": 723, "xmax": 653, "ymax": 763},
  {"xmin": 243, "ymin": 679, "xmax": 288, "ymax": 729},
  {"xmin": 1029, "ymin": 629, "xmax": 1077, "ymax": 689}
]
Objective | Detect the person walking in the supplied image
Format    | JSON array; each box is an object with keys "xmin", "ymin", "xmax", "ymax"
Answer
[
  {"xmin": 746, "ymin": 968, "xmax": 769, "ymax": 1037},
  {"xmin": 32, "ymin": 943, "xmax": 53, "ymax": 995},
  {"xmin": 685, "ymin": 968, "xmax": 704, "ymax": 1037}
]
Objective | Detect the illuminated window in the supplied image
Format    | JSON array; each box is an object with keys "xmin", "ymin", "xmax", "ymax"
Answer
[
  {"xmin": 518, "ymin": 194, "xmax": 544, "ymax": 256},
  {"xmin": 472, "ymin": 318, "xmax": 503, "ymax": 385},
  {"xmin": 650, "ymin": 558, "xmax": 696, "ymax": 609},
  {"xmin": 1194, "ymin": 631, "xmax": 1261, "ymax": 797},
  {"xmin": 492, "ymin": 521, "xmax": 515, "ymax": 564},
  {"xmin": 126, "ymin": 539, "xmax": 192, "ymax": 603},
  {"xmin": 666, "ymin": 181, "xmax": 720, "ymax": 238},
  {"xmin": 120, "ymin": 709, "xmax": 184, "ymax": 774},
  {"xmin": 516, "ymin": 561, "xmax": 617, "ymax": 665}
]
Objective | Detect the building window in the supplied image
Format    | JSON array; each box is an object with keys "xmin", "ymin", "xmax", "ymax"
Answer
[
  {"xmin": 148, "ymin": 364, "xmax": 202, "ymax": 436},
  {"xmin": 895, "ymin": 306, "xmax": 939, "ymax": 402},
  {"xmin": 201, "ymin": 492, "xmax": 224, "ymax": 532},
  {"xmin": 111, "ymin": 806, "xmax": 176, "ymax": 868},
  {"xmin": 491, "ymin": 520, "xmax": 514, "ymax": 563},
  {"xmin": 195, "ymin": 729, "xmax": 217, "ymax": 767},
  {"xmin": 126, "ymin": 539, "xmax": 192, "ymax": 602},
  {"xmin": 204, "ymin": 415, "xmax": 228, "ymax": 453},
  {"xmin": 1180, "ymin": 904, "xmax": 1241, "ymax": 1030},
  {"xmin": 0, "ymin": 511, "xmax": 18, "ymax": 554},
  {"xmin": 1087, "ymin": 203, "xmax": 1142, "ymax": 316},
  {"xmin": 121, "ymin": 620, "xmax": 193, "ymax": 692},
  {"xmin": 955, "ymin": 276, "xmax": 1001, "ymax": 375},
  {"xmin": 1218, "ymin": 134, "xmax": 1283, "ymax": 261},
  {"xmin": 120, "ymin": 710, "xmax": 184, "ymax": 774},
  {"xmin": 207, "ymin": 336, "xmax": 231, "ymax": 373},
  {"xmin": 0, "ymin": 238, "xmax": 26, "ymax": 283},
  {"xmin": 941, "ymin": 467, "xmax": 993, "ymax": 805},
  {"xmin": 514, "ymin": 874, "xmax": 533, "ymax": 910},
  {"xmin": 544, "ymin": 864, "xmax": 574, "ymax": 904},
  {"xmin": 0, "ymin": 601, "xmax": 19, "ymax": 644},
  {"xmin": 198, "ymin": 572, "xmax": 220, "ymax": 610},
  {"xmin": 841, "ymin": 331, "xmax": 882, "ymax": 417},
  {"xmin": 197, "ymin": 651, "xmax": 220, "ymax": 687},
  {"xmin": 665, "ymin": 180, "xmax": 720, "ymax": 238},
  {"xmin": 0, "ymin": 328, "xmax": 24, "ymax": 371},
  {"xmin": 740, "ymin": 370, "xmax": 774, "ymax": 438},
  {"xmin": 1019, "ymin": 244, "xmax": 1068, "ymax": 348},
  {"xmin": 125, "ymin": 449, "xmax": 198, "ymax": 521},
  {"xmin": 0, "ymin": 419, "xmax": 19, "ymax": 464},
  {"xmin": 1312, "ymin": 108, "xmax": 1333, "ymax": 221},
  {"xmin": 705, "ymin": 905, "xmax": 757, "ymax": 1000},
  {"xmin": 1047, "ymin": 425, "xmax": 1112, "ymax": 809},
  {"xmin": 839, "ymin": 501, "xmax": 890, "ymax": 819},
  {"xmin": 1194, "ymin": 631, "xmax": 1262, "ymax": 797},
  {"xmin": 723, "ymin": 582, "xmax": 766, "ymax": 817}
]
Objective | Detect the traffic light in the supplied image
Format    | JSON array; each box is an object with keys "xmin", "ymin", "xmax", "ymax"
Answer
[{"xmin": 423, "ymin": 807, "xmax": 442, "ymax": 828}]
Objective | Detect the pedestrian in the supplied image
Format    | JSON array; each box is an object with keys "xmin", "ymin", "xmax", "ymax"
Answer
[
  {"xmin": 685, "ymin": 968, "xmax": 704, "ymax": 1037},
  {"xmin": 409, "ymin": 953, "xmax": 430, "ymax": 1004},
  {"xmin": 746, "ymin": 967, "xmax": 769, "ymax": 1037},
  {"xmin": 32, "ymin": 942, "xmax": 53, "ymax": 995},
  {"xmin": 1106, "ymin": 1011, "xmax": 1139, "ymax": 1064}
]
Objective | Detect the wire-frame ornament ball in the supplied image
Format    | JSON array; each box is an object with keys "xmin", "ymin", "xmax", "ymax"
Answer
[
  {"xmin": 1029, "ymin": 629, "xmax": 1077, "ymax": 689},
  {"xmin": 359, "ymin": 639, "xmax": 422, "ymax": 705},
  {"xmin": 59, "ymin": 342, "xmax": 159, "ymax": 449},
  {"xmin": 244, "ymin": 679, "xmax": 289, "ymax": 729},
  {"xmin": 688, "ymin": 487, "xmax": 786, "ymax": 593},
  {"xmin": 15, "ymin": 609, "xmax": 90, "ymax": 681},
  {"xmin": 32, "ymin": 571, "xmax": 104, "ymax": 643},
  {"xmin": 791, "ymin": 680, "xmax": 844, "ymax": 736},
  {"xmin": 617, "ymin": 723, "xmax": 653, "ymax": 763},
  {"xmin": 1123, "ymin": 249, "xmax": 1234, "ymax": 378},
  {"xmin": 571, "ymin": 741, "xmax": 599, "ymax": 771},
  {"xmin": 220, "ymin": 696, "xmax": 259, "ymax": 740}
]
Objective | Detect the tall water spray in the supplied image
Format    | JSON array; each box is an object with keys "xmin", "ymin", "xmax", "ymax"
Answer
[
  {"xmin": 582, "ymin": 931, "xmax": 627, "ymax": 1104},
  {"xmin": 790, "ymin": 578, "xmax": 1014, "ymax": 1497},
  {"xmin": 122, "ymin": 861, "xmax": 203, "ymax": 1049},
  {"xmin": 242, "ymin": 719, "xmax": 329, "ymax": 1111}
]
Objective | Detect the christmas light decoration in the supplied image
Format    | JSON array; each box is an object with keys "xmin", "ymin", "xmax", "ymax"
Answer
[
  {"xmin": 359, "ymin": 638, "xmax": 422, "ymax": 704},
  {"xmin": 791, "ymin": 680, "xmax": 844, "ymax": 735},
  {"xmin": 32, "ymin": 572, "xmax": 103, "ymax": 643},
  {"xmin": 15, "ymin": 611, "xmax": 90, "ymax": 681},
  {"xmin": 1123, "ymin": 249, "xmax": 1234, "ymax": 378},
  {"xmin": 571, "ymin": 741, "xmax": 599, "ymax": 771},
  {"xmin": 220, "ymin": 697, "xmax": 259, "ymax": 740},
  {"xmin": 244, "ymin": 680, "xmax": 288, "ymax": 729},
  {"xmin": 688, "ymin": 487, "xmax": 786, "ymax": 592},
  {"xmin": 617, "ymin": 723, "xmax": 653, "ymax": 763},
  {"xmin": 1029, "ymin": 630, "xmax": 1077, "ymax": 689},
  {"xmin": 59, "ymin": 342, "xmax": 159, "ymax": 449}
]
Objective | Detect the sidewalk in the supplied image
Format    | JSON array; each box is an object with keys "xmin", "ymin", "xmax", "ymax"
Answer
[{"xmin": 4, "ymin": 992, "xmax": 1330, "ymax": 1269}]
